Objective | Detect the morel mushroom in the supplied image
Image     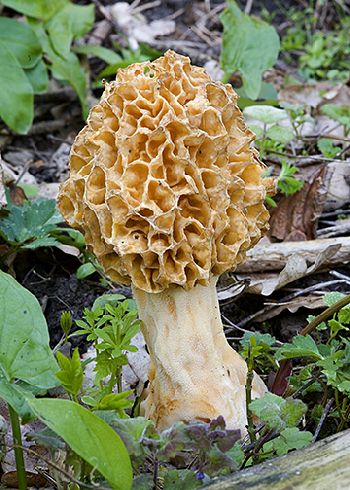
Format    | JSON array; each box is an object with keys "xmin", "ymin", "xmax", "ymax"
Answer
[{"xmin": 58, "ymin": 50, "xmax": 273, "ymax": 433}]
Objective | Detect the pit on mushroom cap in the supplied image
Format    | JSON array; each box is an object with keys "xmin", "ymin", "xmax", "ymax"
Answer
[{"xmin": 58, "ymin": 50, "xmax": 273, "ymax": 433}]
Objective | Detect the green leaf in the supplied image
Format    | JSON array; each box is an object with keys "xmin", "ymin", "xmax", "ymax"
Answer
[
  {"xmin": 0, "ymin": 0, "xmax": 67, "ymax": 21},
  {"xmin": 339, "ymin": 306, "xmax": 350, "ymax": 325},
  {"xmin": 74, "ymin": 44, "xmax": 122, "ymax": 64},
  {"xmin": 321, "ymin": 104, "xmax": 350, "ymax": 131},
  {"xmin": 317, "ymin": 138, "xmax": 339, "ymax": 158},
  {"xmin": 0, "ymin": 40, "xmax": 33, "ymax": 134},
  {"xmin": 323, "ymin": 291, "xmax": 345, "ymax": 307},
  {"xmin": 56, "ymin": 349, "xmax": 83, "ymax": 397},
  {"xmin": 0, "ymin": 199, "xmax": 62, "ymax": 246},
  {"xmin": 263, "ymin": 427, "xmax": 312, "ymax": 456},
  {"xmin": 76, "ymin": 262, "xmax": 97, "ymax": 280},
  {"xmin": 50, "ymin": 51, "xmax": 88, "ymax": 117},
  {"xmin": 220, "ymin": 1, "xmax": 280, "ymax": 99},
  {"xmin": 0, "ymin": 271, "xmax": 58, "ymax": 388},
  {"xmin": 93, "ymin": 294, "xmax": 127, "ymax": 310},
  {"xmin": 162, "ymin": 469, "xmax": 202, "ymax": 489},
  {"xmin": 0, "ymin": 370, "xmax": 34, "ymax": 421},
  {"xmin": 30, "ymin": 398, "xmax": 133, "ymax": 490},
  {"xmin": 25, "ymin": 58, "xmax": 48, "ymax": 94},
  {"xmin": 17, "ymin": 183, "xmax": 39, "ymax": 198},
  {"xmin": 277, "ymin": 160, "xmax": 304, "ymax": 196},
  {"xmin": 240, "ymin": 332, "xmax": 276, "ymax": 348},
  {"xmin": 47, "ymin": 3, "xmax": 95, "ymax": 59},
  {"xmin": 50, "ymin": 227, "xmax": 85, "ymax": 248},
  {"xmin": 90, "ymin": 391, "xmax": 133, "ymax": 412},
  {"xmin": 22, "ymin": 237, "xmax": 61, "ymax": 249},
  {"xmin": 267, "ymin": 125, "xmax": 295, "ymax": 144},
  {"xmin": 249, "ymin": 393, "xmax": 307, "ymax": 431},
  {"xmin": 0, "ymin": 17, "xmax": 42, "ymax": 69},
  {"xmin": 317, "ymin": 341, "xmax": 350, "ymax": 394},
  {"xmin": 244, "ymin": 105, "xmax": 288, "ymax": 125},
  {"xmin": 275, "ymin": 335, "xmax": 322, "ymax": 361}
]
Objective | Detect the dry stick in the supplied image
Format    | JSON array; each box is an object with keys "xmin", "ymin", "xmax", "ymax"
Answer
[
  {"xmin": 237, "ymin": 280, "xmax": 350, "ymax": 328},
  {"xmin": 313, "ymin": 398, "xmax": 334, "ymax": 443}
]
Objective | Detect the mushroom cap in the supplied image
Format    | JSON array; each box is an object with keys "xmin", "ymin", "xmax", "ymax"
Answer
[{"xmin": 58, "ymin": 50, "xmax": 271, "ymax": 293}]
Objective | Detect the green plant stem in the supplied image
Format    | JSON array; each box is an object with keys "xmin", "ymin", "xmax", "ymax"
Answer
[
  {"xmin": 300, "ymin": 294, "xmax": 350, "ymax": 336},
  {"xmin": 8, "ymin": 404, "xmax": 27, "ymax": 490},
  {"xmin": 338, "ymin": 402, "xmax": 350, "ymax": 433}
]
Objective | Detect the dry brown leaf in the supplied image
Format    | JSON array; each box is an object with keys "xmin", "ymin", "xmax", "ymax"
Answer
[
  {"xmin": 269, "ymin": 164, "xmax": 329, "ymax": 241},
  {"xmin": 278, "ymin": 82, "xmax": 350, "ymax": 108},
  {"xmin": 254, "ymin": 294, "xmax": 326, "ymax": 322}
]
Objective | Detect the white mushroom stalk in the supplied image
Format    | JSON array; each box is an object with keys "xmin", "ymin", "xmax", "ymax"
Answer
[
  {"xmin": 133, "ymin": 276, "xmax": 266, "ymax": 431},
  {"xmin": 58, "ymin": 50, "xmax": 274, "ymax": 433}
]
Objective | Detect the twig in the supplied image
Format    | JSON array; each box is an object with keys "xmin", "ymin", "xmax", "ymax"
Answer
[
  {"xmin": 300, "ymin": 293, "xmax": 350, "ymax": 335},
  {"xmin": 313, "ymin": 398, "xmax": 334, "ymax": 442},
  {"xmin": 244, "ymin": 0, "xmax": 254, "ymax": 14},
  {"xmin": 237, "ymin": 280, "xmax": 350, "ymax": 328}
]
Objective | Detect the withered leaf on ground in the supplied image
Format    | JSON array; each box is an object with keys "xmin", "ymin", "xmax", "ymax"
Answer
[
  {"xmin": 253, "ymin": 294, "xmax": 326, "ymax": 323},
  {"xmin": 269, "ymin": 164, "xmax": 329, "ymax": 241}
]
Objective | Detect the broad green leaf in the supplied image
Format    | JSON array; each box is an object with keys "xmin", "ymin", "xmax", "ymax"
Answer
[
  {"xmin": 50, "ymin": 51, "xmax": 88, "ymax": 117},
  {"xmin": 0, "ymin": 199, "xmax": 62, "ymax": 246},
  {"xmin": 275, "ymin": 335, "xmax": 322, "ymax": 361},
  {"xmin": 220, "ymin": 1, "xmax": 280, "ymax": 99},
  {"xmin": 0, "ymin": 0, "xmax": 67, "ymax": 21},
  {"xmin": 25, "ymin": 58, "xmax": 49, "ymax": 94},
  {"xmin": 74, "ymin": 44, "xmax": 122, "ymax": 64},
  {"xmin": 323, "ymin": 291, "xmax": 345, "ymax": 307},
  {"xmin": 0, "ymin": 40, "xmax": 33, "ymax": 133},
  {"xmin": 0, "ymin": 369, "xmax": 34, "ymax": 421},
  {"xmin": 263, "ymin": 428, "xmax": 312, "ymax": 456},
  {"xmin": 47, "ymin": 3, "xmax": 95, "ymax": 59},
  {"xmin": 244, "ymin": 105, "xmax": 288, "ymax": 125},
  {"xmin": 96, "ymin": 414, "xmax": 155, "ymax": 460},
  {"xmin": 27, "ymin": 18, "xmax": 53, "ymax": 56},
  {"xmin": 321, "ymin": 104, "xmax": 350, "ymax": 131},
  {"xmin": 267, "ymin": 125, "xmax": 295, "ymax": 144},
  {"xmin": 18, "ymin": 183, "xmax": 39, "ymax": 198},
  {"xmin": 76, "ymin": 262, "xmax": 97, "ymax": 280},
  {"xmin": 317, "ymin": 138, "xmax": 339, "ymax": 158},
  {"xmin": 22, "ymin": 237, "xmax": 61, "ymax": 249},
  {"xmin": 0, "ymin": 271, "xmax": 58, "ymax": 388},
  {"xmin": 240, "ymin": 332, "xmax": 276, "ymax": 348},
  {"xmin": 249, "ymin": 393, "xmax": 307, "ymax": 432},
  {"xmin": 30, "ymin": 398, "xmax": 133, "ymax": 490},
  {"xmin": 0, "ymin": 17, "xmax": 42, "ymax": 68},
  {"xmin": 50, "ymin": 227, "xmax": 85, "ymax": 249}
]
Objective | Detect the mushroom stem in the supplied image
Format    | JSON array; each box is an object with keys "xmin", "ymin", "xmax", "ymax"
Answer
[{"xmin": 132, "ymin": 276, "xmax": 267, "ymax": 433}]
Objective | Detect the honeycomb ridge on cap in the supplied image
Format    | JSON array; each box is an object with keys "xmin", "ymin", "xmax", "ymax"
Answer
[{"xmin": 58, "ymin": 50, "xmax": 271, "ymax": 293}]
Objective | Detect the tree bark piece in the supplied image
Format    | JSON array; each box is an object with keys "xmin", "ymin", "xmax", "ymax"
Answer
[
  {"xmin": 237, "ymin": 237, "xmax": 350, "ymax": 273},
  {"xmin": 205, "ymin": 429, "xmax": 350, "ymax": 490}
]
